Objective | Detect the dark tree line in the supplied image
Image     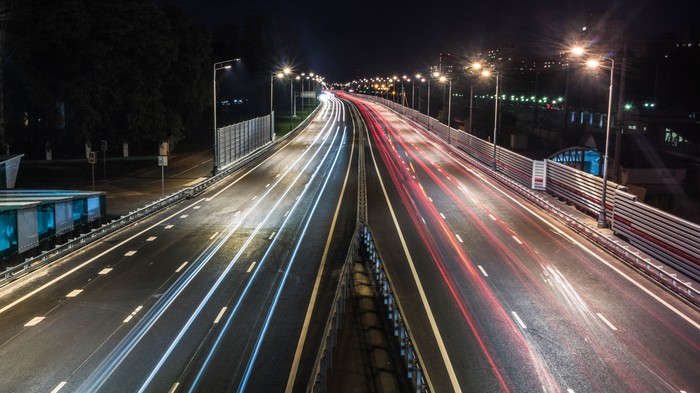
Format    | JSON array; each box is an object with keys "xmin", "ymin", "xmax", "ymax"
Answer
[{"xmin": 1, "ymin": 0, "xmax": 305, "ymax": 158}]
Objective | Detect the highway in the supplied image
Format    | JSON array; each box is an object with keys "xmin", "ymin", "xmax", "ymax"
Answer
[
  {"xmin": 0, "ymin": 93, "xmax": 359, "ymax": 392},
  {"xmin": 341, "ymin": 93, "xmax": 700, "ymax": 393}
]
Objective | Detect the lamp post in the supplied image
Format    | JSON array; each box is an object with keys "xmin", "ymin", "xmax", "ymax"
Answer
[
  {"xmin": 468, "ymin": 62, "xmax": 483, "ymax": 135},
  {"xmin": 213, "ymin": 58, "xmax": 241, "ymax": 174},
  {"xmin": 586, "ymin": 57, "xmax": 615, "ymax": 228},
  {"xmin": 439, "ymin": 75, "xmax": 452, "ymax": 144},
  {"xmin": 481, "ymin": 68, "xmax": 499, "ymax": 170},
  {"xmin": 413, "ymin": 73, "xmax": 421, "ymax": 110}
]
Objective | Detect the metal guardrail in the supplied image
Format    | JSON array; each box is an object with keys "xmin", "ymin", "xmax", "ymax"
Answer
[
  {"xmin": 361, "ymin": 224, "xmax": 431, "ymax": 392},
  {"xmin": 613, "ymin": 189, "xmax": 700, "ymax": 283},
  {"xmin": 307, "ymin": 225, "xmax": 358, "ymax": 393}
]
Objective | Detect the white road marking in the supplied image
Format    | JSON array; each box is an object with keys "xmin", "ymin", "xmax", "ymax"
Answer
[
  {"xmin": 478, "ymin": 265, "xmax": 489, "ymax": 277},
  {"xmin": 66, "ymin": 289, "xmax": 83, "ymax": 298},
  {"xmin": 209, "ymin": 232, "xmax": 219, "ymax": 240},
  {"xmin": 268, "ymin": 231, "xmax": 276, "ymax": 240},
  {"xmin": 193, "ymin": 206, "xmax": 201, "ymax": 210},
  {"xmin": 50, "ymin": 382, "xmax": 67, "ymax": 393},
  {"xmin": 489, "ymin": 214, "xmax": 497, "ymax": 221},
  {"xmin": 597, "ymin": 313, "xmax": 618, "ymax": 331},
  {"xmin": 512, "ymin": 236, "xmax": 523, "ymax": 245},
  {"xmin": 124, "ymin": 251, "xmax": 137, "ymax": 257},
  {"xmin": 123, "ymin": 305, "xmax": 143, "ymax": 323},
  {"xmin": 284, "ymin": 211, "xmax": 290, "ymax": 217},
  {"xmin": 164, "ymin": 225, "xmax": 174, "ymax": 229},
  {"xmin": 428, "ymin": 197, "xmax": 433, "ymax": 202},
  {"xmin": 456, "ymin": 234, "xmax": 464, "ymax": 243},
  {"xmin": 512, "ymin": 311, "xmax": 527, "ymax": 329},
  {"xmin": 175, "ymin": 262, "xmax": 188, "ymax": 273},
  {"xmin": 25, "ymin": 317, "xmax": 45, "ymax": 327},
  {"xmin": 265, "ymin": 183, "xmax": 270, "ymax": 188},
  {"xmin": 180, "ymin": 215, "xmax": 188, "ymax": 218},
  {"xmin": 168, "ymin": 383, "xmax": 180, "ymax": 393},
  {"xmin": 146, "ymin": 237, "xmax": 157, "ymax": 242},
  {"xmin": 98, "ymin": 268, "xmax": 112, "ymax": 275},
  {"xmin": 567, "ymin": 389, "xmax": 575, "ymax": 393},
  {"xmin": 252, "ymin": 195, "xmax": 257, "ymax": 200},
  {"xmin": 440, "ymin": 213, "xmax": 446, "ymax": 219},
  {"xmin": 247, "ymin": 261, "xmax": 257, "ymax": 273},
  {"xmin": 214, "ymin": 307, "xmax": 227, "ymax": 324}
]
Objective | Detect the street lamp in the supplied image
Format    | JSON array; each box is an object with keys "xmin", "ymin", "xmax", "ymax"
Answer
[
  {"xmin": 439, "ymin": 75, "xmax": 452, "ymax": 144},
  {"xmin": 468, "ymin": 62, "xmax": 483, "ymax": 135},
  {"xmin": 413, "ymin": 73, "xmax": 422, "ymax": 110},
  {"xmin": 586, "ymin": 56, "xmax": 615, "ymax": 228},
  {"xmin": 427, "ymin": 71, "xmax": 440, "ymax": 129},
  {"xmin": 213, "ymin": 58, "xmax": 241, "ymax": 174},
  {"xmin": 481, "ymin": 68, "xmax": 500, "ymax": 170}
]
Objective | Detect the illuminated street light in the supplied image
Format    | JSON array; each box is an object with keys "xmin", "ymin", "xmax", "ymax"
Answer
[
  {"xmin": 213, "ymin": 58, "xmax": 241, "ymax": 174},
  {"xmin": 413, "ymin": 73, "xmax": 422, "ymax": 110},
  {"xmin": 585, "ymin": 56, "xmax": 615, "ymax": 228},
  {"xmin": 481, "ymin": 68, "xmax": 499, "ymax": 170},
  {"xmin": 439, "ymin": 75, "xmax": 452, "ymax": 144}
]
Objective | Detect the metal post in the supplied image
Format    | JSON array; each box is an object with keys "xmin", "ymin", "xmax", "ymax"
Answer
[
  {"xmin": 468, "ymin": 83, "xmax": 473, "ymax": 134},
  {"xmin": 161, "ymin": 165, "xmax": 165, "ymax": 197},
  {"xmin": 447, "ymin": 79, "xmax": 452, "ymax": 144},
  {"xmin": 492, "ymin": 70, "xmax": 500, "ymax": 171},
  {"xmin": 598, "ymin": 58, "xmax": 615, "ymax": 228},
  {"xmin": 427, "ymin": 78, "xmax": 431, "ymax": 129}
]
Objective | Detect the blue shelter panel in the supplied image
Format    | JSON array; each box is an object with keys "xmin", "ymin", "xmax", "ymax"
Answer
[
  {"xmin": 36, "ymin": 204, "xmax": 55, "ymax": 240},
  {"xmin": 55, "ymin": 202, "xmax": 73, "ymax": 235},
  {"xmin": 0, "ymin": 210, "xmax": 18, "ymax": 258},
  {"xmin": 17, "ymin": 207, "xmax": 39, "ymax": 253},
  {"xmin": 87, "ymin": 197, "xmax": 101, "ymax": 222}
]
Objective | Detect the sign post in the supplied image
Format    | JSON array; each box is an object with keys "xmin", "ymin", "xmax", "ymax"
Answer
[
  {"xmin": 88, "ymin": 151, "xmax": 96, "ymax": 190},
  {"xmin": 101, "ymin": 140, "xmax": 108, "ymax": 179},
  {"xmin": 158, "ymin": 141, "xmax": 169, "ymax": 197}
]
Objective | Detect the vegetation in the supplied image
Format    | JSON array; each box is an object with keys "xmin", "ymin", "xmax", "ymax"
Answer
[{"xmin": 1, "ymin": 0, "xmax": 306, "ymax": 158}]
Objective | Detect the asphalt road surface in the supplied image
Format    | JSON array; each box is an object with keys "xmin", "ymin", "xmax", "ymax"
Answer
[
  {"xmin": 340, "ymin": 92, "xmax": 700, "ymax": 393},
  {"xmin": 0, "ymin": 93, "xmax": 359, "ymax": 392}
]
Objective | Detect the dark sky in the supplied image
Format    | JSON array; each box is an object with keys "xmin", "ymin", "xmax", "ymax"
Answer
[{"xmin": 159, "ymin": 0, "xmax": 699, "ymax": 82}]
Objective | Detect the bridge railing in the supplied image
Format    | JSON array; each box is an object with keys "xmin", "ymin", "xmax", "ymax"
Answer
[{"xmin": 361, "ymin": 223, "xmax": 431, "ymax": 392}]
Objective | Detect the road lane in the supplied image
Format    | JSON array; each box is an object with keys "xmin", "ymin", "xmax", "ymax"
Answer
[
  {"xmin": 345, "ymin": 93, "xmax": 700, "ymax": 393},
  {"xmin": 0, "ymin": 93, "xmax": 358, "ymax": 392}
]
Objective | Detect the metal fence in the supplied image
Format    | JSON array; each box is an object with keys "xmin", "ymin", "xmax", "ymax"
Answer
[
  {"xmin": 216, "ymin": 114, "xmax": 274, "ymax": 170},
  {"xmin": 361, "ymin": 224, "xmax": 431, "ymax": 392}
]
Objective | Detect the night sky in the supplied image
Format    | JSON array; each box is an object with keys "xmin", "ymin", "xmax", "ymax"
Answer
[{"xmin": 159, "ymin": 0, "xmax": 699, "ymax": 82}]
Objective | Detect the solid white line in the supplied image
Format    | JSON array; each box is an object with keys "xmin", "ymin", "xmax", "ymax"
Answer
[
  {"xmin": 66, "ymin": 289, "xmax": 83, "ymax": 298},
  {"xmin": 512, "ymin": 311, "xmax": 527, "ymax": 330},
  {"xmin": 246, "ymin": 261, "xmax": 257, "ymax": 273},
  {"xmin": 286, "ymin": 107, "xmax": 356, "ymax": 392},
  {"xmin": 98, "ymin": 268, "xmax": 112, "ymax": 275},
  {"xmin": 124, "ymin": 251, "xmax": 137, "ymax": 257},
  {"xmin": 363, "ymin": 124, "xmax": 461, "ymax": 392},
  {"xmin": 175, "ymin": 262, "xmax": 188, "ymax": 273},
  {"xmin": 478, "ymin": 265, "xmax": 489, "ymax": 277},
  {"xmin": 512, "ymin": 236, "xmax": 523, "ymax": 245},
  {"xmin": 50, "ymin": 381, "xmax": 67, "ymax": 393},
  {"xmin": 209, "ymin": 232, "xmax": 219, "ymax": 240},
  {"xmin": 168, "ymin": 382, "xmax": 180, "ymax": 393},
  {"xmin": 456, "ymin": 234, "xmax": 464, "ymax": 243},
  {"xmin": 146, "ymin": 237, "xmax": 157, "ymax": 242},
  {"xmin": 452, "ymin": 156, "xmax": 700, "ymax": 331},
  {"xmin": 268, "ymin": 231, "xmax": 276, "ymax": 240},
  {"xmin": 597, "ymin": 313, "xmax": 618, "ymax": 331},
  {"xmin": 214, "ymin": 307, "xmax": 227, "ymax": 324},
  {"xmin": 25, "ymin": 317, "xmax": 45, "ymax": 327}
]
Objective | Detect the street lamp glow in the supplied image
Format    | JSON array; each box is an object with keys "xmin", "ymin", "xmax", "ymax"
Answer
[
  {"xmin": 586, "ymin": 59, "xmax": 601, "ymax": 68},
  {"xmin": 571, "ymin": 46, "xmax": 585, "ymax": 56},
  {"xmin": 472, "ymin": 62, "xmax": 482, "ymax": 70},
  {"xmin": 481, "ymin": 70, "xmax": 491, "ymax": 77},
  {"xmin": 283, "ymin": 67, "xmax": 291, "ymax": 75}
]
